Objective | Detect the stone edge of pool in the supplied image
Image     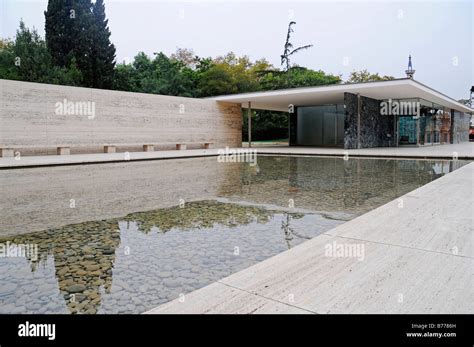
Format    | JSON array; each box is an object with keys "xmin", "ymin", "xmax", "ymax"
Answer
[
  {"xmin": 0, "ymin": 143, "xmax": 473, "ymax": 169},
  {"xmin": 144, "ymin": 161, "xmax": 474, "ymax": 314}
]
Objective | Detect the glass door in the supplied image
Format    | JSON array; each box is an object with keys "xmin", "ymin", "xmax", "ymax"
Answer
[{"xmin": 398, "ymin": 116, "xmax": 417, "ymax": 145}]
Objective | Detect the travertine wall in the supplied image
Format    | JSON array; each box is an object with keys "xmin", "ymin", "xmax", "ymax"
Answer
[{"xmin": 0, "ymin": 79, "xmax": 242, "ymax": 154}]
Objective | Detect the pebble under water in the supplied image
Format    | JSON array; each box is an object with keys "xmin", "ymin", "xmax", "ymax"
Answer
[{"xmin": 0, "ymin": 156, "xmax": 466, "ymax": 313}]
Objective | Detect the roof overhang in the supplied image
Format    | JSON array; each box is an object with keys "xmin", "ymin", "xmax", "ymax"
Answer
[{"xmin": 208, "ymin": 78, "xmax": 474, "ymax": 114}]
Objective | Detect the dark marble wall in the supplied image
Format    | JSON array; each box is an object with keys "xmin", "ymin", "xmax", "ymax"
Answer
[
  {"xmin": 344, "ymin": 93, "xmax": 394, "ymax": 149},
  {"xmin": 344, "ymin": 93, "xmax": 358, "ymax": 149}
]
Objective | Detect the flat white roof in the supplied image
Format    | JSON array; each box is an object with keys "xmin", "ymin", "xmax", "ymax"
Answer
[{"xmin": 209, "ymin": 78, "xmax": 474, "ymax": 113}]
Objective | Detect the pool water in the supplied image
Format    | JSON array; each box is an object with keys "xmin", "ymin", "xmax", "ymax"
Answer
[{"xmin": 0, "ymin": 156, "xmax": 467, "ymax": 313}]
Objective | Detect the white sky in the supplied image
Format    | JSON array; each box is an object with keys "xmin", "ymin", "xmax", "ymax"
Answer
[{"xmin": 1, "ymin": 0, "xmax": 473, "ymax": 100}]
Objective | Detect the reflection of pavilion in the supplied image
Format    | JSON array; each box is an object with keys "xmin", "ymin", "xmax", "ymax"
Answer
[
  {"xmin": 431, "ymin": 161, "xmax": 454, "ymax": 176},
  {"xmin": 234, "ymin": 156, "xmax": 465, "ymax": 215}
]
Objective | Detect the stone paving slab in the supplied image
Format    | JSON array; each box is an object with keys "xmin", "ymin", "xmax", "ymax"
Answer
[
  {"xmin": 256, "ymin": 142, "xmax": 474, "ymax": 159},
  {"xmin": 217, "ymin": 236, "xmax": 472, "ymax": 314},
  {"xmin": 328, "ymin": 163, "xmax": 473, "ymax": 258},
  {"xmin": 0, "ymin": 149, "xmax": 221, "ymax": 169},
  {"xmin": 146, "ymin": 162, "xmax": 474, "ymax": 314},
  {"xmin": 1, "ymin": 142, "xmax": 472, "ymax": 168},
  {"xmin": 145, "ymin": 282, "xmax": 311, "ymax": 314},
  {"xmin": 148, "ymin": 233, "xmax": 473, "ymax": 314}
]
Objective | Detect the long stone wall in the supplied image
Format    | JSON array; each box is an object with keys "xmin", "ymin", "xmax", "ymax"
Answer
[
  {"xmin": 344, "ymin": 93, "xmax": 393, "ymax": 149},
  {"xmin": 0, "ymin": 79, "xmax": 242, "ymax": 155}
]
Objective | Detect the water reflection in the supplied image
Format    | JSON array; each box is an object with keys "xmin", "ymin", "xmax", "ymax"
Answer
[
  {"xmin": 1, "ymin": 221, "xmax": 120, "ymax": 314},
  {"xmin": 0, "ymin": 156, "xmax": 467, "ymax": 314},
  {"xmin": 0, "ymin": 201, "xmax": 316, "ymax": 314},
  {"xmin": 231, "ymin": 157, "xmax": 466, "ymax": 215},
  {"xmin": 120, "ymin": 200, "xmax": 277, "ymax": 233}
]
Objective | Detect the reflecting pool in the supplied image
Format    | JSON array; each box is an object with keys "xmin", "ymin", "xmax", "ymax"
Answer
[{"xmin": 0, "ymin": 156, "xmax": 467, "ymax": 313}]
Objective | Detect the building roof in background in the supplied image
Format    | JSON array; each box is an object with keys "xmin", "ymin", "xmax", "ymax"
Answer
[{"xmin": 209, "ymin": 78, "xmax": 474, "ymax": 113}]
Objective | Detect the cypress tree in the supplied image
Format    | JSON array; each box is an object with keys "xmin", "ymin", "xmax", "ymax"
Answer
[
  {"xmin": 44, "ymin": 0, "xmax": 76, "ymax": 67},
  {"xmin": 90, "ymin": 0, "xmax": 116, "ymax": 89},
  {"xmin": 70, "ymin": 0, "xmax": 94, "ymax": 87},
  {"xmin": 45, "ymin": 0, "xmax": 115, "ymax": 88}
]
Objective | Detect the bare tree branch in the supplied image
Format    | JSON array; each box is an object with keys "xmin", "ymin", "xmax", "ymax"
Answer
[{"xmin": 281, "ymin": 22, "xmax": 313, "ymax": 71}]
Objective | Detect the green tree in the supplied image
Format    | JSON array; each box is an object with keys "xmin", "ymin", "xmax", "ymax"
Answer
[
  {"xmin": 243, "ymin": 110, "xmax": 289, "ymax": 141},
  {"xmin": 197, "ymin": 52, "xmax": 269, "ymax": 96},
  {"xmin": 151, "ymin": 52, "xmax": 195, "ymax": 96},
  {"xmin": 0, "ymin": 21, "xmax": 83, "ymax": 85},
  {"xmin": 50, "ymin": 57, "xmax": 83, "ymax": 86},
  {"xmin": 347, "ymin": 69, "xmax": 395, "ymax": 83},
  {"xmin": 45, "ymin": 0, "xmax": 93, "ymax": 85},
  {"xmin": 0, "ymin": 38, "xmax": 19, "ymax": 80},
  {"xmin": 260, "ymin": 66, "xmax": 341, "ymax": 90},
  {"xmin": 113, "ymin": 62, "xmax": 137, "ymax": 91},
  {"xmin": 10, "ymin": 20, "xmax": 53, "ymax": 82},
  {"xmin": 44, "ymin": 0, "xmax": 76, "ymax": 67},
  {"xmin": 113, "ymin": 51, "xmax": 198, "ymax": 97},
  {"xmin": 197, "ymin": 62, "xmax": 237, "ymax": 96},
  {"xmin": 89, "ymin": 0, "xmax": 116, "ymax": 88},
  {"xmin": 45, "ymin": 0, "xmax": 115, "ymax": 88}
]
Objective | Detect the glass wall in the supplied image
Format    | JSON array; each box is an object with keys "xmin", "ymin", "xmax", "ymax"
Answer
[
  {"xmin": 296, "ymin": 105, "xmax": 344, "ymax": 147},
  {"xmin": 390, "ymin": 98, "xmax": 452, "ymax": 146},
  {"xmin": 452, "ymin": 111, "xmax": 471, "ymax": 143},
  {"xmin": 398, "ymin": 117, "xmax": 417, "ymax": 144},
  {"xmin": 420, "ymin": 101, "xmax": 451, "ymax": 145},
  {"xmin": 394, "ymin": 98, "xmax": 419, "ymax": 145}
]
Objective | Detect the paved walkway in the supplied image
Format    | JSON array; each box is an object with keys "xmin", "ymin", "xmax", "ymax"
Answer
[
  {"xmin": 0, "ymin": 149, "xmax": 220, "ymax": 169},
  {"xmin": 1, "ymin": 143, "xmax": 473, "ymax": 168},
  {"xmin": 146, "ymin": 162, "xmax": 474, "ymax": 314},
  {"xmin": 256, "ymin": 142, "xmax": 474, "ymax": 159}
]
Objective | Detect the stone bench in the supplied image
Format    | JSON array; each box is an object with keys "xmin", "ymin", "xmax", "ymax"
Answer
[
  {"xmin": 175, "ymin": 142, "xmax": 214, "ymax": 150},
  {"xmin": 0, "ymin": 148, "xmax": 15, "ymax": 157},
  {"xmin": 0, "ymin": 141, "xmax": 216, "ymax": 157},
  {"xmin": 104, "ymin": 142, "xmax": 215, "ymax": 152},
  {"xmin": 0, "ymin": 145, "xmax": 73, "ymax": 157}
]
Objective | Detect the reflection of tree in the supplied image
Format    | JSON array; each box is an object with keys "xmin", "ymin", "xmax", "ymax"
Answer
[
  {"xmin": 0, "ymin": 221, "xmax": 120, "ymax": 314},
  {"xmin": 281, "ymin": 212, "xmax": 309, "ymax": 249},
  {"xmin": 281, "ymin": 213, "xmax": 294, "ymax": 249},
  {"xmin": 121, "ymin": 200, "xmax": 277, "ymax": 233},
  {"xmin": 0, "ymin": 200, "xmax": 308, "ymax": 314}
]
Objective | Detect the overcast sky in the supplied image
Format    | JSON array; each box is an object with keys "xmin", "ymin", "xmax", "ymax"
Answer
[{"xmin": 1, "ymin": 0, "xmax": 472, "ymax": 100}]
